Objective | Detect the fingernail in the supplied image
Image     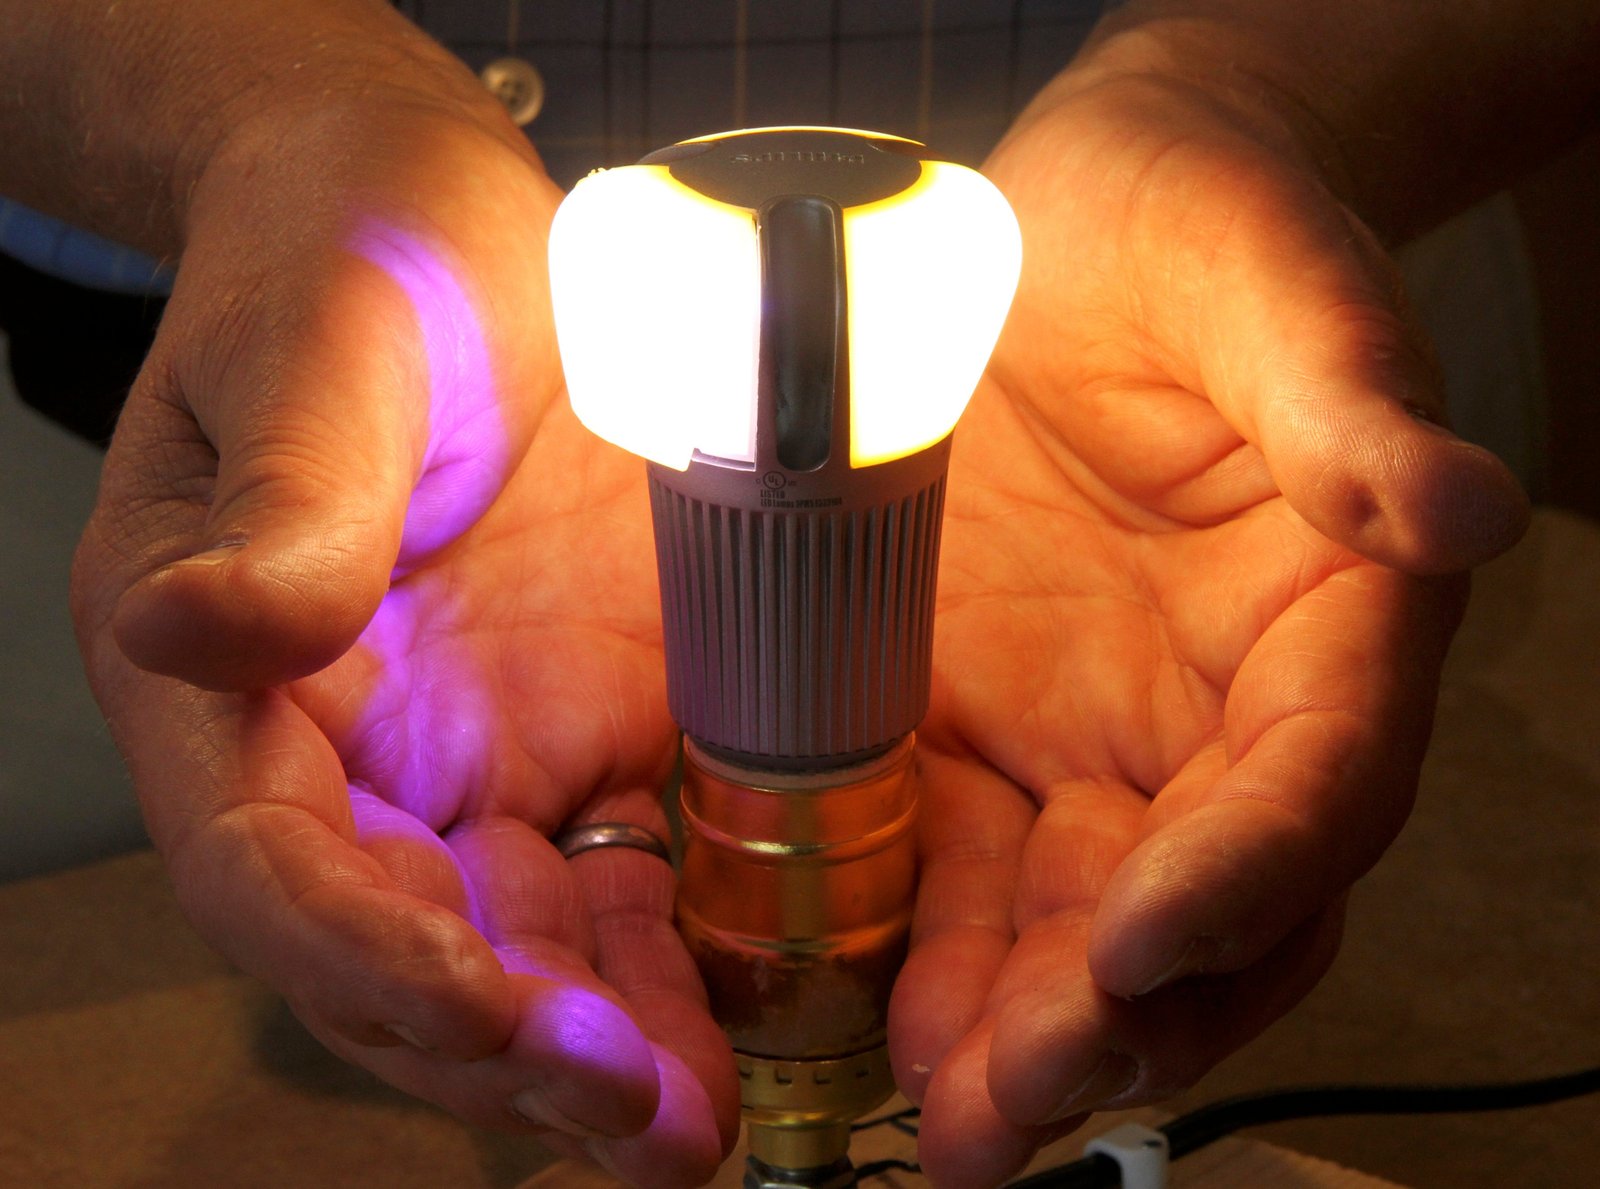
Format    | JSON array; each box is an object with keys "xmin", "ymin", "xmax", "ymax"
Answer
[
  {"xmin": 1047, "ymin": 1052, "xmax": 1139, "ymax": 1121},
  {"xmin": 383, "ymin": 1023, "xmax": 435, "ymax": 1052},
  {"xmin": 1128, "ymin": 934, "xmax": 1225, "ymax": 997},
  {"xmin": 1401, "ymin": 400, "xmax": 1471, "ymax": 440},
  {"xmin": 584, "ymin": 1137, "xmax": 626, "ymax": 1181},
  {"xmin": 1401, "ymin": 400, "xmax": 1443, "ymax": 426},
  {"xmin": 509, "ymin": 1087, "xmax": 610, "ymax": 1138},
  {"xmin": 169, "ymin": 539, "xmax": 248, "ymax": 568}
]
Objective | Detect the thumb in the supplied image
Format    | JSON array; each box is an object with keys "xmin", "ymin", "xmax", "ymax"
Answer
[
  {"xmin": 1196, "ymin": 186, "xmax": 1529, "ymax": 573},
  {"xmin": 107, "ymin": 221, "xmax": 524, "ymax": 691}
]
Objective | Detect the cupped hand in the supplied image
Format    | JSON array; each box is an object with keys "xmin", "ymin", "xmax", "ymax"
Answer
[
  {"xmin": 889, "ymin": 68, "xmax": 1519, "ymax": 1186},
  {"xmin": 69, "ymin": 68, "xmax": 735, "ymax": 1187}
]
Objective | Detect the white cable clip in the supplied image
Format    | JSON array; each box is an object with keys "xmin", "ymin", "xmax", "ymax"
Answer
[{"xmin": 1084, "ymin": 1122, "xmax": 1171, "ymax": 1189}]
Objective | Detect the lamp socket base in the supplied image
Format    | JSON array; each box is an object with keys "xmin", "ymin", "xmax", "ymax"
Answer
[
  {"xmin": 742, "ymin": 1155, "xmax": 857, "ymax": 1189},
  {"xmin": 739, "ymin": 1047, "xmax": 896, "ymax": 1177}
]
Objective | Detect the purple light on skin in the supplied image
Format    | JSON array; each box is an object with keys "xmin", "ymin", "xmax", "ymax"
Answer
[
  {"xmin": 496, "ymin": 950, "xmax": 665, "ymax": 1089},
  {"xmin": 310, "ymin": 226, "xmax": 690, "ymax": 1141},
  {"xmin": 328, "ymin": 224, "xmax": 667, "ymax": 1090},
  {"xmin": 319, "ymin": 222, "xmax": 513, "ymax": 832},
  {"xmin": 347, "ymin": 220, "xmax": 511, "ymax": 568},
  {"xmin": 340, "ymin": 581, "xmax": 495, "ymax": 833}
]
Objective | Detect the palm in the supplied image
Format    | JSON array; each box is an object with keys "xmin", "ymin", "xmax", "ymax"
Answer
[
  {"xmin": 270, "ymin": 410, "xmax": 743, "ymax": 1178},
  {"xmin": 892, "ymin": 79, "xmax": 1468, "ymax": 1184},
  {"xmin": 72, "ymin": 112, "xmax": 735, "ymax": 1179},
  {"xmin": 935, "ymin": 375, "xmax": 1332, "ymax": 800},
  {"xmin": 291, "ymin": 410, "xmax": 672, "ymax": 847}
]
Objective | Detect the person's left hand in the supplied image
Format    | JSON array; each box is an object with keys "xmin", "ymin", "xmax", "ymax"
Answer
[
  {"xmin": 886, "ymin": 69, "xmax": 1496, "ymax": 1187},
  {"xmin": 69, "ymin": 73, "xmax": 738, "ymax": 1184},
  {"xmin": 76, "ymin": 307, "xmax": 735, "ymax": 1182}
]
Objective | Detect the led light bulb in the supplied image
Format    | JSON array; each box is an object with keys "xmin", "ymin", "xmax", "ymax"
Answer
[{"xmin": 550, "ymin": 127, "xmax": 1020, "ymax": 1186}]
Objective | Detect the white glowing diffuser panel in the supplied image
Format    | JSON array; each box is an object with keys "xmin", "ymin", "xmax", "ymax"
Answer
[
  {"xmin": 550, "ymin": 127, "xmax": 1019, "ymax": 770},
  {"xmin": 550, "ymin": 167, "xmax": 761, "ymax": 469},
  {"xmin": 842, "ymin": 162, "xmax": 1020, "ymax": 465},
  {"xmin": 550, "ymin": 155, "xmax": 1019, "ymax": 470}
]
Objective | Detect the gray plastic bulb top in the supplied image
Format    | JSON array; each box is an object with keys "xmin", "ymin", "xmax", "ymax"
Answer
[{"xmin": 642, "ymin": 128, "xmax": 955, "ymax": 772}]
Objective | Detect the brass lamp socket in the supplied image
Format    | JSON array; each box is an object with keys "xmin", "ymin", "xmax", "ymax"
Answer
[{"xmin": 676, "ymin": 736, "xmax": 918, "ymax": 1174}]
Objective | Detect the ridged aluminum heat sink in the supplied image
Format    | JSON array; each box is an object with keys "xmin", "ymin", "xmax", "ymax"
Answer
[{"xmin": 649, "ymin": 468, "xmax": 946, "ymax": 768}]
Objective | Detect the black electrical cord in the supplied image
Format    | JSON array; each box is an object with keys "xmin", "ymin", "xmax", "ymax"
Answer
[
  {"xmin": 854, "ymin": 1104, "xmax": 923, "ymax": 1140},
  {"xmin": 855, "ymin": 1157, "xmax": 923, "ymax": 1180},
  {"xmin": 850, "ymin": 1065, "xmax": 1600, "ymax": 1186},
  {"xmin": 1003, "ymin": 1065, "xmax": 1600, "ymax": 1189},
  {"xmin": 1161, "ymin": 1066, "xmax": 1600, "ymax": 1160}
]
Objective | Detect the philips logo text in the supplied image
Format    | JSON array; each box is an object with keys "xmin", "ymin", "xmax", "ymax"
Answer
[{"xmin": 729, "ymin": 151, "xmax": 866, "ymax": 166}]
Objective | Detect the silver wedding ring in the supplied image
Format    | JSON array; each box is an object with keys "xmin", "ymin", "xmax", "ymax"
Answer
[{"xmin": 551, "ymin": 821, "xmax": 671, "ymax": 863}]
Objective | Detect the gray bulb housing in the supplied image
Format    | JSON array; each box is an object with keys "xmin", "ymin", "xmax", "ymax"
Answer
[{"xmin": 639, "ymin": 128, "xmax": 953, "ymax": 771}]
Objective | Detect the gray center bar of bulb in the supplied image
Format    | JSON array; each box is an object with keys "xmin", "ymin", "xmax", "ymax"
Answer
[{"xmin": 639, "ymin": 127, "xmax": 954, "ymax": 771}]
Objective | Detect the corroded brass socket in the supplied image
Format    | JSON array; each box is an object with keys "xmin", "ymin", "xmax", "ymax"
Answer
[
  {"xmin": 739, "ymin": 1048, "xmax": 896, "ymax": 1174},
  {"xmin": 676, "ymin": 737, "xmax": 917, "ymax": 1173}
]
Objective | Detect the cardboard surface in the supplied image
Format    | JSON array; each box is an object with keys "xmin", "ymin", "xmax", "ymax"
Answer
[{"xmin": 518, "ymin": 1103, "xmax": 1401, "ymax": 1187}]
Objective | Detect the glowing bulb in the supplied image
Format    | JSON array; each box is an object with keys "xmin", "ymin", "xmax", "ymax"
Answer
[
  {"xmin": 550, "ymin": 126, "xmax": 1019, "ymax": 768},
  {"xmin": 550, "ymin": 127, "xmax": 1021, "ymax": 1184},
  {"xmin": 843, "ymin": 161, "xmax": 1021, "ymax": 465},
  {"xmin": 549, "ymin": 167, "xmax": 762, "ymax": 469},
  {"xmin": 552, "ymin": 131, "xmax": 1020, "ymax": 475}
]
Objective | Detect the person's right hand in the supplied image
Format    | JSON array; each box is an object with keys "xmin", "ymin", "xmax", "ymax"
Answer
[
  {"xmin": 67, "ymin": 18, "xmax": 736, "ymax": 1186},
  {"xmin": 886, "ymin": 22, "xmax": 1532, "ymax": 1185}
]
